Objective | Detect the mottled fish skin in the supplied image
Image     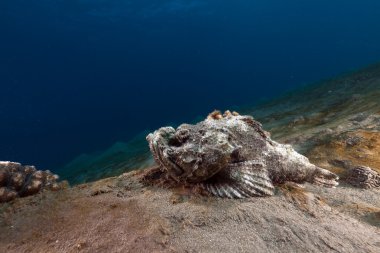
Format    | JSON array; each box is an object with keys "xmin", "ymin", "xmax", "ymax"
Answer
[{"xmin": 147, "ymin": 110, "xmax": 339, "ymax": 198}]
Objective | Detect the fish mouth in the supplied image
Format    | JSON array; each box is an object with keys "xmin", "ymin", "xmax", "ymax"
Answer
[{"xmin": 147, "ymin": 127, "xmax": 184, "ymax": 179}]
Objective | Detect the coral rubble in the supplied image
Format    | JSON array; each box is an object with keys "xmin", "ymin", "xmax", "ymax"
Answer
[{"xmin": 0, "ymin": 161, "xmax": 63, "ymax": 203}]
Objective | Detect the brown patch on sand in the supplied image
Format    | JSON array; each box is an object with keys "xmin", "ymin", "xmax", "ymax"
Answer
[
  {"xmin": 367, "ymin": 211, "xmax": 380, "ymax": 227},
  {"xmin": 307, "ymin": 130, "xmax": 380, "ymax": 175}
]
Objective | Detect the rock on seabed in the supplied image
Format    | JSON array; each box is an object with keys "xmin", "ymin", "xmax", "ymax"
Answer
[{"xmin": 0, "ymin": 161, "xmax": 64, "ymax": 203}]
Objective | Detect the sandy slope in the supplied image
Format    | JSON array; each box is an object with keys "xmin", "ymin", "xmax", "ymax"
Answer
[
  {"xmin": 1, "ymin": 63, "xmax": 380, "ymax": 252},
  {"xmin": 0, "ymin": 169, "xmax": 379, "ymax": 253},
  {"xmin": 60, "ymin": 63, "xmax": 380, "ymax": 185}
]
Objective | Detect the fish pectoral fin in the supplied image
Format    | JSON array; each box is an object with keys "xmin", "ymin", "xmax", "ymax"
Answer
[{"xmin": 202, "ymin": 161, "xmax": 275, "ymax": 199}]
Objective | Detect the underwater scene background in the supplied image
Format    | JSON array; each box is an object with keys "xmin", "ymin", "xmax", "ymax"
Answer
[{"xmin": 1, "ymin": 0, "xmax": 380, "ymax": 181}]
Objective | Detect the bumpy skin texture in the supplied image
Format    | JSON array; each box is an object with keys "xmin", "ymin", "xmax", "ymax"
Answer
[
  {"xmin": 346, "ymin": 166, "xmax": 380, "ymax": 189},
  {"xmin": 146, "ymin": 111, "xmax": 339, "ymax": 198},
  {"xmin": 0, "ymin": 161, "xmax": 62, "ymax": 203}
]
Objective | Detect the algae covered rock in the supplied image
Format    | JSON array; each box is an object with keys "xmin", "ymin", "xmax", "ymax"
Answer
[{"xmin": 0, "ymin": 161, "xmax": 64, "ymax": 203}]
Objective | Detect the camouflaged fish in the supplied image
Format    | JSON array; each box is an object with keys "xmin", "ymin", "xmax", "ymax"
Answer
[{"xmin": 146, "ymin": 110, "xmax": 338, "ymax": 198}]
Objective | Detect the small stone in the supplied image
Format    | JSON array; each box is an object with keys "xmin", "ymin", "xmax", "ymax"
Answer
[
  {"xmin": 345, "ymin": 136, "xmax": 362, "ymax": 147},
  {"xmin": 346, "ymin": 166, "xmax": 380, "ymax": 189},
  {"xmin": 76, "ymin": 241, "xmax": 87, "ymax": 250}
]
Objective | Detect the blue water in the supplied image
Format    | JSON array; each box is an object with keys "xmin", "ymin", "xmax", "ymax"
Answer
[{"xmin": 1, "ymin": 0, "xmax": 380, "ymax": 170}]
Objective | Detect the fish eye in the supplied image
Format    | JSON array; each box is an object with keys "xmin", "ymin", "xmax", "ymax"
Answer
[
  {"xmin": 168, "ymin": 129, "xmax": 190, "ymax": 147},
  {"xmin": 176, "ymin": 129, "xmax": 190, "ymax": 142},
  {"xmin": 168, "ymin": 137, "xmax": 182, "ymax": 147}
]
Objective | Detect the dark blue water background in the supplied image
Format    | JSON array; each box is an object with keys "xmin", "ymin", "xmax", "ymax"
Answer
[{"xmin": 1, "ymin": 0, "xmax": 380, "ymax": 170}]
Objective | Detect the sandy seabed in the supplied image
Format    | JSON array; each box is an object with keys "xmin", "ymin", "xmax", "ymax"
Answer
[{"xmin": 1, "ymin": 169, "xmax": 379, "ymax": 253}]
